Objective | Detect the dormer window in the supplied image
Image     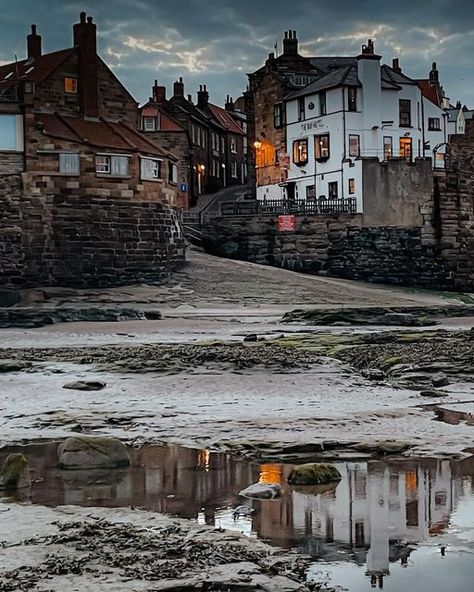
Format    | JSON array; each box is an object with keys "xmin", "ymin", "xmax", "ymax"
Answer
[{"xmin": 143, "ymin": 116, "xmax": 158, "ymax": 131}]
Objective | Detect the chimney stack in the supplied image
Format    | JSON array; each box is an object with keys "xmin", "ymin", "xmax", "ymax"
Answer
[
  {"xmin": 225, "ymin": 95, "xmax": 234, "ymax": 111},
  {"xmin": 187, "ymin": 94, "xmax": 193, "ymax": 102},
  {"xmin": 282, "ymin": 30, "xmax": 298, "ymax": 56},
  {"xmin": 73, "ymin": 12, "xmax": 99, "ymax": 118},
  {"xmin": 197, "ymin": 84, "xmax": 209, "ymax": 109},
  {"xmin": 392, "ymin": 58, "xmax": 401, "ymax": 73},
  {"xmin": 27, "ymin": 24, "xmax": 42, "ymax": 59},
  {"xmin": 152, "ymin": 79, "xmax": 166, "ymax": 103},
  {"xmin": 173, "ymin": 77, "xmax": 184, "ymax": 98},
  {"xmin": 429, "ymin": 62, "xmax": 439, "ymax": 86},
  {"xmin": 361, "ymin": 39, "xmax": 375, "ymax": 56}
]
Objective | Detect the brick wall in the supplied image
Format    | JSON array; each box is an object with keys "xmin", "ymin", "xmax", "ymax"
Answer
[{"xmin": 0, "ymin": 174, "xmax": 185, "ymax": 288}]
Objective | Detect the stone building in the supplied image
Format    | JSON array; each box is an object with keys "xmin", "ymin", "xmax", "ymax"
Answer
[
  {"xmin": 150, "ymin": 79, "xmax": 247, "ymax": 205},
  {"xmin": 0, "ymin": 13, "xmax": 185, "ymax": 288}
]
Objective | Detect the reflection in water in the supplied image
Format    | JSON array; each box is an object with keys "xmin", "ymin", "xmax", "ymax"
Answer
[{"xmin": 2, "ymin": 442, "xmax": 474, "ymax": 590}]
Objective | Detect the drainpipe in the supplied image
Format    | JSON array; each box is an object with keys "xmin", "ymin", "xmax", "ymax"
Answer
[{"xmin": 342, "ymin": 87, "xmax": 347, "ymax": 203}]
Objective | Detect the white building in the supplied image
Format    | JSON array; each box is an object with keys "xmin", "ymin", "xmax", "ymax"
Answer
[
  {"xmin": 257, "ymin": 40, "xmax": 458, "ymax": 212},
  {"xmin": 446, "ymin": 102, "xmax": 466, "ymax": 136}
]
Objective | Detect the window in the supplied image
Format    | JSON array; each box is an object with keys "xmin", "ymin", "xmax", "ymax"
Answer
[
  {"xmin": 306, "ymin": 185, "xmax": 316, "ymax": 200},
  {"xmin": 168, "ymin": 162, "xmax": 178, "ymax": 184},
  {"xmin": 348, "ymin": 178, "xmax": 355, "ymax": 194},
  {"xmin": 292, "ymin": 74, "xmax": 313, "ymax": 87},
  {"xmin": 314, "ymin": 133, "xmax": 330, "ymax": 161},
  {"xmin": 298, "ymin": 97, "xmax": 305, "ymax": 121},
  {"xmin": 428, "ymin": 117, "xmax": 441, "ymax": 131},
  {"xmin": 59, "ymin": 153, "xmax": 79, "ymax": 175},
  {"xmin": 96, "ymin": 155, "xmax": 130, "ymax": 176},
  {"xmin": 355, "ymin": 522, "xmax": 365, "ymax": 548},
  {"xmin": 400, "ymin": 137, "xmax": 412, "ymax": 161},
  {"xmin": 292, "ymin": 139, "xmax": 308, "ymax": 165},
  {"xmin": 274, "ymin": 103, "xmax": 284, "ymax": 128},
  {"xmin": 319, "ymin": 91, "xmax": 327, "ymax": 116},
  {"xmin": 64, "ymin": 77, "xmax": 78, "ymax": 94},
  {"xmin": 220, "ymin": 136, "xmax": 224, "ymax": 153},
  {"xmin": 143, "ymin": 117, "xmax": 157, "ymax": 131},
  {"xmin": 140, "ymin": 157, "xmax": 161, "ymax": 180},
  {"xmin": 399, "ymin": 99, "xmax": 411, "ymax": 127},
  {"xmin": 328, "ymin": 181, "xmax": 338, "ymax": 198},
  {"xmin": 211, "ymin": 159, "xmax": 219, "ymax": 177},
  {"xmin": 383, "ymin": 136, "xmax": 393, "ymax": 160},
  {"xmin": 230, "ymin": 135, "xmax": 237, "ymax": 153},
  {"xmin": 231, "ymin": 161, "xmax": 238, "ymax": 178},
  {"xmin": 0, "ymin": 115, "xmax": 17, "ymax": 150},
  {"xmin": 348, "ymin": 87, "xmax": 357, "ymax": 111},
  {"xmin": 349, "ymin": 134, "xmax": 360, "ymax": 157}
]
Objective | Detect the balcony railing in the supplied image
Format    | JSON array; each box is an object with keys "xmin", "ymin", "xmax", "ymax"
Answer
[{"xmin": 220, "ymin": 198, "xmax": 357, "ymax": 216}]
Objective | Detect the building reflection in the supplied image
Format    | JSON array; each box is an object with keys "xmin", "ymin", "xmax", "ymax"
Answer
[{"xmin": 1, "ymin": 441, "xmax": 473, "ymax": 588}]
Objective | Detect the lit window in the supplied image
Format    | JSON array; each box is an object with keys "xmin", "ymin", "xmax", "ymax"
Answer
[
  {"xmin": 400, "ymin": 137, "xmax": 412, "ymax": 161},
  {"xmin": 348, "ymin": 178, "xmax": 355, "ymax": 194},
  {"xmin": 314, "ymin": 134, "xmax": 330, "ymax": 161},
  {"xmin": 59, "ymin": 153, "xmax": 79, "ymax": 175},
  {"xmin": 141, "ymin": 157, "xmax": 161, "ymax": 180},
  {"xmin": 64, "ymin": 77, "xmax": 78, "ymax": 94},
  {"xmin": 349, "ymin": 134, "xmax": 360, "ymax": 157},
  {"xmin": 292, "ymin": 139, "xmax": 308, "ymax": 166}
]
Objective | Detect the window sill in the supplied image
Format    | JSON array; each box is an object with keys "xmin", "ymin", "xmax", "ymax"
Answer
[
  {"xmin": 96, "ymin": 174, "xmax": 131, "ymax": 179},
  {"xmin": 315, "ymin": 157, "xmax": 329, "ymax": 163},
  {"xmin": 142, "ymin": 177, "xmax": 163, "ymax": 183},
  {"xmin": 294, "ymin": 162, "xmax": 309, "ymax": 167},
  {"xmin": 399, "ymin": 125, "xmax": 412, "ymax": 129}
]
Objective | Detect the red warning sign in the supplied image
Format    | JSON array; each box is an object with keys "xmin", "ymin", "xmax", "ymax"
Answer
[{"xmin": 277, "ymin": 215, "xmax": 296, "ymax": 232}]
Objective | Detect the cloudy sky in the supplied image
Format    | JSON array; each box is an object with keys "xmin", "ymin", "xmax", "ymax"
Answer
[{"xmin": 0, "ymin": 0, "xmax": 473, "ymax": 107}]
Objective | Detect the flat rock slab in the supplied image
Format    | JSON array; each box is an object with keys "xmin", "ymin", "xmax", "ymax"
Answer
[{"xmin": 63, "ymin": 380, "xmax": 107, "ymax": 391}]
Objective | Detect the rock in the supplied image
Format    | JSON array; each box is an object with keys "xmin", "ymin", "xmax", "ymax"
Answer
[
  {"xmin": 0, "ymin": 453, "xmax": 31, "ymax": 490},
  {"xmin": 287, "ymin": 463, "xmax": 341, "ymax": 486},
  {"xmin": 63, "ymin": 380, "xmax": 107, "ymax": 391},
  {"xmin": 243, "ymin": 334, "xmax": 258, "ymax": 342},
  {"xmin": 0, "ymin": 289, "xmax": 21, "ymax": 307},
  {"xmin": 432, "ymin": 373, "xmax": 449, "ymax": 388},
  {"xmin": 419, "ymin": 389, "xmax": 444, "ymax": 397},
  {"xmin": 352, "ymin": 440, "xmax": 411, "ymax": 455},
  {"xmin": 0, "ymin": 360, "xmax": 32, "ymax": 373},
  {"xmin": 233, "ymin": 505, "xmax": 255, "ymax": 519},
  {"xmin": 58, "ymin": 436, "xmax": 130, "ymax": 470},
  {"xmin": 363, "ymin": 368, "xmax": 385, "ymax": 381},
  {"xmin": 239, "ymin": 482, "xmax": 281, "ymax": 499}
]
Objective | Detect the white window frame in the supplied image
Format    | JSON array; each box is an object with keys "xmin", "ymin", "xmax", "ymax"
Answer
[
  {"xmin": 96, "ymin": 154, "xmax": 130, "ymax": 177},
  {"xmin": 230, "ymin": 135, "xmax": 237, "ymax": 153},
  {"xmin": 231, "ymin": 161, "xmax": 238, "ymax": 178},
  {"xmin": 96, "ymin": 155, "xmax": 111, "ymax": 174},
  {"xmin": 143, "ymin": 116, "xmax": 157, "ymax": 131},
  {"xmin": 140, "ymin": 156, "xmax": 162, "ymax": 181},
  {"xmin": 168, "ymin": 162, "xmax": 178, "ymax": 184}
]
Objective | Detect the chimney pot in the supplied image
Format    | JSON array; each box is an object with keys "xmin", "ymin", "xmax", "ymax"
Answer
[
  {"xmin": 283, "ymin": 29, "xmax": 298, "ymax": 56},
  {"xmin": 80, "ymin": 11, "xmax": 86, "ymax": 23},
  {"xmin": 27, "ymin": 23, "xmax": 42, "ymax": 59}
]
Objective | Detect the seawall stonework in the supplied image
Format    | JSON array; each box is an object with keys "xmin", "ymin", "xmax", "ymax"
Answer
[{"xmin": 0, "ymin": 175, "xmax": 185, "ymax": 288}]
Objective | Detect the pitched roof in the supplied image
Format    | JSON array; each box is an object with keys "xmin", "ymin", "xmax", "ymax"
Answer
[
  {"xmin": 207, "ymin": 103, "xmax": 244, "ymax": 135},
  {"xmin": 140, "ymin": 103, "xmax": 186, "ymax": 132},
  {"xmin": 0, "ymin": 48, "xmax": 75, "ymax": 91},
  {"xmin": 36, "ymin": 113, "xmax": 177, "ymax": 159},
  {"xmin": 446, "ymin": 108, "xmax": 460, "ymax": 122},
  {"xmin": 416, "ymin": 79, "xmax": 441, "ymax": 107},
  {"xmin": 287, "ymin": 64, "xmax": 360, "ymax": 99},
  {"xmin": 381, "ymin": 65, "xmax": 417, "ymax": 87},
  {"xmin": 309, "ymin": 56, "xmax": 356, "ymax": 73}
]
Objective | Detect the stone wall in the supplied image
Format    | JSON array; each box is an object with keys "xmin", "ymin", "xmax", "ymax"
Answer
[
  {"xmin": 0, "ymin": 175, "xmax": 185, "ymax": 288},
  {"xmin": 0, "ymin": 153, "xmax": 24, "ymax": 175}
]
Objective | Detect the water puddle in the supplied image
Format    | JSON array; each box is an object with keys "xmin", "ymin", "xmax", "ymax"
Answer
[{"xmin": 2, "ymin": 441, "xmax": 474, "ymax": 591}]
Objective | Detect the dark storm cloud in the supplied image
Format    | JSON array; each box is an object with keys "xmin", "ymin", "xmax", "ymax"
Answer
[{"xmin": 0, "ymin": 0, "xmax": 473, "ymax": 106}]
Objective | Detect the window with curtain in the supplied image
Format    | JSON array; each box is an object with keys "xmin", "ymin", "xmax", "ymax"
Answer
[
  {"xmin": 292, "ymin": 139, "xmax": 308, "ymax": 166},
  {"xmin": 111, "ymin": 156, "xmax": 130, "ymax": 176},
  {"xmin": 141, "ymin": 157, "xmax": 161, "ymax": 180},
  {"xmin": 314, "ymin": 134, "xmax": 330, "ymax": 160},
  {"xmin": 59, "ymin": 153, "xmax": 80, "ymax": 175}
]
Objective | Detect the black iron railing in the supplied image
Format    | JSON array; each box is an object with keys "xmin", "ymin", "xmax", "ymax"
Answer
[{"xmin": 220, "ymin": 198, "xmax": 357, "ymax": 216}]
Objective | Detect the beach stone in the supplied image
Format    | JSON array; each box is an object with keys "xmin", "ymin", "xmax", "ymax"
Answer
[
  {"xmin": 63, "ymin": 380, "xmax": 107, "ymax": 391},
  {"xmin": 58, "ymin": 436, "xmax": 130, "ymax": 470},
  {"xmin": 432, "ymin": 373, "xmax": 449, "ymax": 388},
  {"xmin": 288, "ymin": 463, "xmax": 341, "ymax": 486},
  {"xmin": 0, "ymin": 453, "xmax": 31, "ymax": 490},
  {"xmin": 239, "ymin": 482, "xmax": 281, "ymax": 499},
  {"xmin": 419, "ymin": 389, "xmax": 444, "ymax": 397},
  {"xmin": 0, "ymin": 360, "xmax": 32, "ymax": 373},
  {"xmin": 243, "ymin": 334, "xmax": 258, "ymax": 342}
]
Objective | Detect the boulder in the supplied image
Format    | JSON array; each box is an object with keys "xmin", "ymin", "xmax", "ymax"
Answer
[
  {"xmin": 243, "ymin": 334, "xmax": 258, "ymax": 342},
  {"xmin": 0, "ymin": 360, "xmax": 32, "ymax": 373},
  {"xmin": 58, "ymin": 436, "xmax": 130, "ymax": 470},
  {"xmin": 432, "ymin": 373, "xmax": 449, "ymax": 388},
  {"xmin": 239, "ymin": 482, "xmax": 281, "ymax": 499},
  {"xmin": 287, "ymin": 463, "xmax": 341, "ymax": 486},
  {"xmin": 63, "ymin": 380, "xmax": 107, "ymax": 391},
  {"xmin": 419, "ymin": 389, "xmax": 444, "ymax": 398},
  {"xmin": 0, "ymin": 453, "xmax": 31, "ymax": 490}
]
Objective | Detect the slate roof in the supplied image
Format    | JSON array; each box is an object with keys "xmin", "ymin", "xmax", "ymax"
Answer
[
  {"xmin": 309, "ymin": 56, "xmax": 356, "ymax": 73},
  {"xmin": 0, "ymin": 48, "xmax": 75, "ymax": 91},
  {"xmin": 207, "ymin": 103, "xmax": 244, "ymax": 135},
  {"xmin": 37, "ymin": 113, "xmax": 177, "ymax": 159},
  {"xmin": 446, "ymin": 108, "xmax": 460, "ymax": 122},
  {"xmin": 287, "ymin": 64, "xmax": 360, "ymax": 99}
]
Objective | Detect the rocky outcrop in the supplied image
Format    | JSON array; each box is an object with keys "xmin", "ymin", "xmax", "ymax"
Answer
[
  {"xmin": 58, "ymin": 437, "xmax": 130, "ymax": 470},
  {"xmin": 0, "ymin": 453, "xmax": 31, "ymax": 490}
]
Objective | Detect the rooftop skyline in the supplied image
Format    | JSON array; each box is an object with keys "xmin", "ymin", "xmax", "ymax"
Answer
[{"xmin": 0, "ymin": 0, "xmax": 472, "ymax": 107}]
